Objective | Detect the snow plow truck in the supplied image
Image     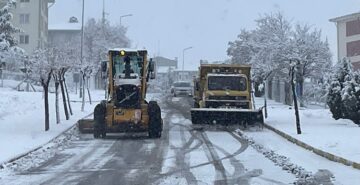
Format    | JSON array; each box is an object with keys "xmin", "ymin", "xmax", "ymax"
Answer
[
  {"xmin": 78, "ymin": 49, "xmax": 163, "ymax": 138},
  {"xmin": 191, "ymin": 64, "xmax": 264, "ymax": 126}
]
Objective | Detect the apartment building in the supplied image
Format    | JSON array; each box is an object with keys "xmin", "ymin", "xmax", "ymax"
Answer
[
  {"xmin": 330, "ymin": 12, "xmax": 360, "ymax": 70},
  {"xmin": 1, "ymin": 0, "xmax": 53, "ymax": 54},
  {"xmin": 48, "ymin": 16, "xmax": 81, "ymax": 47}
]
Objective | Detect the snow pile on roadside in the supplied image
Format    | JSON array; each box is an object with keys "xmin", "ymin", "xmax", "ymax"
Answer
[{"xmin": 234, "ymin": 130, "xmax": 336, "ymax": 185}]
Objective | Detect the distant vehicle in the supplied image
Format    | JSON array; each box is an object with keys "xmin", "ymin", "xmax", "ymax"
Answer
[{"xmin": 171, "ymin": 81, "xmax": 193, "ymax": 97}]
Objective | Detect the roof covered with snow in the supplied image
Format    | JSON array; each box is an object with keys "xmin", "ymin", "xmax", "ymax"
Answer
[
  {"xmin": 207, "ymin": 73, "xmax": 245, "ymax": 77},
  {"xmin": 109, "ymin": 48, "xmax": 144, "ymax": 52},
  {"xmin": 153, "ymin": 56, "xmax": 177, "ymax": 67},
  {"xmin": 173, "ymin": 69, "xmax": 197, "ymax": 72},
  {"xmin": 329, "ymin": 12, "xmax": 360, "ymax": 22},
  {"xmin": 48, "ymin": 23, "xmax": 81, "ymax": 31},
  {"xmin": 157, "ymin": 66, "xmax": 174, "ymax": 73}
]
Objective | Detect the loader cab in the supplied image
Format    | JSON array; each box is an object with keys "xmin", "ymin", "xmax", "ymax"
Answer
[
  {"xmin": 109, "ymin": 49, "xmax": 147, "ymax": 109},
  {"xmin": 112, "ymin": 53, "xmax": 143, "ymax": 80}
]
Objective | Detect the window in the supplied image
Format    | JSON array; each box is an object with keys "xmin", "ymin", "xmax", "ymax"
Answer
[
  {"xmin": 208, "ymin": 76, "xmax": 247, "ymax": 91},
  {"xmin": 173, "ymin": 82, "xmax": 191, "ymax": 87},
  {"xmin": 19, "ymin": 35, "xmax": 29, "ymax": 44},
  {"xmin": 353, "ymin": 61, "xmax": 360, "ymax": 71},
  {"xmin": 20, "ymin": 0, "xmax": 30, "ymax": 2},
  {"xmin": 346, "ymin": 19, "xmax": 360, "ymax": 37},
  {"xmin": 347, "ymin": 40, "xmax": 360, "ymax": 57},
  {"xmin": 19, "ymin": 14, "xmax": 30, "ymax": 24}
]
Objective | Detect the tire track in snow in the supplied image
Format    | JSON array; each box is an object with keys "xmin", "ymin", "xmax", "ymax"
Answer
[{"xmin": 200, "ymin": 131, "xmax": 229, "ymax": 185}]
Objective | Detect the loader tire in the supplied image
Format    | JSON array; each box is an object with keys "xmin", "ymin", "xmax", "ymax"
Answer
[
  {"xmin": 94, "ymin": 101, "xmax": 106, "ymax": 139},
  {"xmin": 148, "ymin": 101, "xmax": 162, "ymax": 138}
]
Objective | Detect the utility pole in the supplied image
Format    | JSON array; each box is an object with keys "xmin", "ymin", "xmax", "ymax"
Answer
[
  {"xmin": 102, "ymin": 0, "xmax": 106, "ymax": 26},
  {"xmin": 120, "ymin": 14, "xmax": 133, "ymax": 26},
  {"xmin": 182, "ymin": 46, "xmax": 193, "ymax": 71}
]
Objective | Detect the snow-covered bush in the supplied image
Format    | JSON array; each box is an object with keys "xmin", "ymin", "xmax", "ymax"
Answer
[
  {"xmin": 327, "ymin": 58, "xmax": 360, "ymax": 125},
  {"xmin": 0, "ymin": 0, "xmax": 23, "ymax": 69},
  {"xmin": 303, "ymin": 81, "xmax": 328, "ymax": 105}
]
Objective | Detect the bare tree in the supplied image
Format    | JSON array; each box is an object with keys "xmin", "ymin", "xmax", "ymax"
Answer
[{"xmin": 28, "ymin": 49, "xmax": 53, "ymax": 131}]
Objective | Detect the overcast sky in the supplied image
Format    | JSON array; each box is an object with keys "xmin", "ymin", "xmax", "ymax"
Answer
[{"xmin": 49, "ymin": 0, "xmax": 360, "ymax": 70}]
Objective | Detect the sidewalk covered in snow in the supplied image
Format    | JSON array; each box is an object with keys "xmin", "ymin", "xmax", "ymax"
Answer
[
  {"xmin": 254, "ymin": 97, "xmax": 360, "ymax": 164},
  {"xmin": 0, "ymin": 80, "xmax": 104, "ymax": 164}
]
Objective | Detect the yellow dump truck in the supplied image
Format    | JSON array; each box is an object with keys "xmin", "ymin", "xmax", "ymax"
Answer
[
  {"xmin": 78, "ymin": 49, "xmax": 162, "ymax": 138},
  {"xmin": 191, "ymin": 64, "xmax": 263, "ymax": 126}
]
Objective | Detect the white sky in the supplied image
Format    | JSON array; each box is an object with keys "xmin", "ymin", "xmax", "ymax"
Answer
[{"xmin": 49, "ymin": 0, "xmax": 360, "ymax": 70}]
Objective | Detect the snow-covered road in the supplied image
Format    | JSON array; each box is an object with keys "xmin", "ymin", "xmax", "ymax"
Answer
[{"xmin": 1, "ymin": 95, "xmax": 336, "ymax": 185}]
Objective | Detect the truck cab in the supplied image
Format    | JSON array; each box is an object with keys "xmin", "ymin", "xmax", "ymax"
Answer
[
  {"xmin": 191, "ymin": 64, "xmax": 263, "ymax": 125},
  {"xmin": 202, "ymin": 73, "xmax": 250, "ymax": 109}
]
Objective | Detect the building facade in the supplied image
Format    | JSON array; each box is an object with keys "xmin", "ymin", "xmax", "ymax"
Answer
[
  {"xmin": 5, "ymin": 0, "xmax": 53, "ymax": 54},
  {"xmin": 330, "ymin": 12, "xmax": 360, "ymax": 70},
  {"xmin": 48, "ymin": 17, "xmax": 81, "ymax": 47}
]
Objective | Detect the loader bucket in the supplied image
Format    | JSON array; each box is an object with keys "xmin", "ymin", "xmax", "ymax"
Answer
[
  {"xmin": 77, "ymin": 119, "xmax": 95, "ymax": 133},
  {"xmin": 190, "ymin": 108, "xmax": 264, "ymax": 127}
]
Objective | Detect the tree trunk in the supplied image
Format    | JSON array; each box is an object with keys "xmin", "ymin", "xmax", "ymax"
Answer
[
  {"xmin": 44, "ymin": 86, "xmax": 50, "ymax": 131},
  {"xmin": 299, "ymin": 81, "xmax": 305, "ymax": 107},
  {"xmin": 81, "ymin": 73, "xmax": 85, "ymax": 112},
  {"xmin": 64, "ymin": 78, "xmax": 73, "ymax": 115},
  {"xmin": 264, "ymin": 81, "xmax": 268, "ymax": 118},
  {"xmin": 87, "ymin": 77, "xmax": 92, "ymax": 105},
  {"xmin": 42, "ymin": 70, "xmax": 53, "ymax": 131},
  {"xmin": 54, "ymin": 79, "xmax": 60, "ymax": 124},
  {"xmin": 251, "ymin": 82, "xmax": 256, "ymax": 109},
  {"xmin": 291, "ymin": 67, "xmax": 301, "ymax": 134},
  {"xmin": 60, "ymin": 78, "xmax": 70, "ymax": 120},
  {"xmin": 79, "ymin": 76, "xmax": 83, "ymax": 98}
]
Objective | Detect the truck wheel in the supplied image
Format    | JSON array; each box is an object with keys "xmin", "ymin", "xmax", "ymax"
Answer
[
  {"xmin": 94, "ymin": 102, "xmax": 106, "ymax": 139},
  {"xmin": 148, "ymin": 101, "xmax": 162, "ymax": 138},
  {"xmin": 193, "ymin": 102, "xmax": 200, "ymax": 108}
]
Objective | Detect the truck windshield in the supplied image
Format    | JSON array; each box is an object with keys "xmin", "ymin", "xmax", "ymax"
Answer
[
  {"xmin": 208, "ymin": 76, "xmax": 247, "ymax": 91},
  {"xmin": 173, "ymin": 82, "xmax": 191, "ymax": 87},
  {"xmin": 112, "ymin": 55, "xmax": 142, "ymax": 77}
]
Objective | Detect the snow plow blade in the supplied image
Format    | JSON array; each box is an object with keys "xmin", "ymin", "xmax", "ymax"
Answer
[
  {"xmin": 190, "ymin": 108, "xmax": 264, "ymax": 126},
  {"xmin": 77, "ymin": 119, "xmax": 94, "ymax": 133}
]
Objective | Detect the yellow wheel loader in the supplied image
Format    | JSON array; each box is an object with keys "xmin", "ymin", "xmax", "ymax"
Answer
[
  {"xmin": 191, "ymin": 64, "xmax": 264, "ymax": 127},
  {"xmin": 78, "ymin": 49, "xmax": 162, "ymax": 138}
]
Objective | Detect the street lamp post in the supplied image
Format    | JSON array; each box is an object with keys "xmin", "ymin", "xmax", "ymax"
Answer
[
  {"xmin": 182, "ymin": 46, "xmax": 193, "ymax": 71},
  {"xmin": 120, "ymin": 14, "xmax": 133, "ymax": 26}
]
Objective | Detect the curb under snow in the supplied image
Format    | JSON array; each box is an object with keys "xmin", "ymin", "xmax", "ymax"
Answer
[
  {"xmin": 264, "ymin": 123, "xmax": 360, "ymax": 170},
  {"xmin": 234, "ymin": 130, "xmax": 336, "ymax": 185}
]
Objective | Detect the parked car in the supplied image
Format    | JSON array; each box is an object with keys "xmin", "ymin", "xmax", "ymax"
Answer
[{"xmin": 171, "ymin": 81, "xmax": 193, "ymax": 97}]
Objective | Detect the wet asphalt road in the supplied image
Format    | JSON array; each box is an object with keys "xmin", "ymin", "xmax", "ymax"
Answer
[{"xmin": 2, "ymin": 95, "xmax": 296, "ymax": 185}]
